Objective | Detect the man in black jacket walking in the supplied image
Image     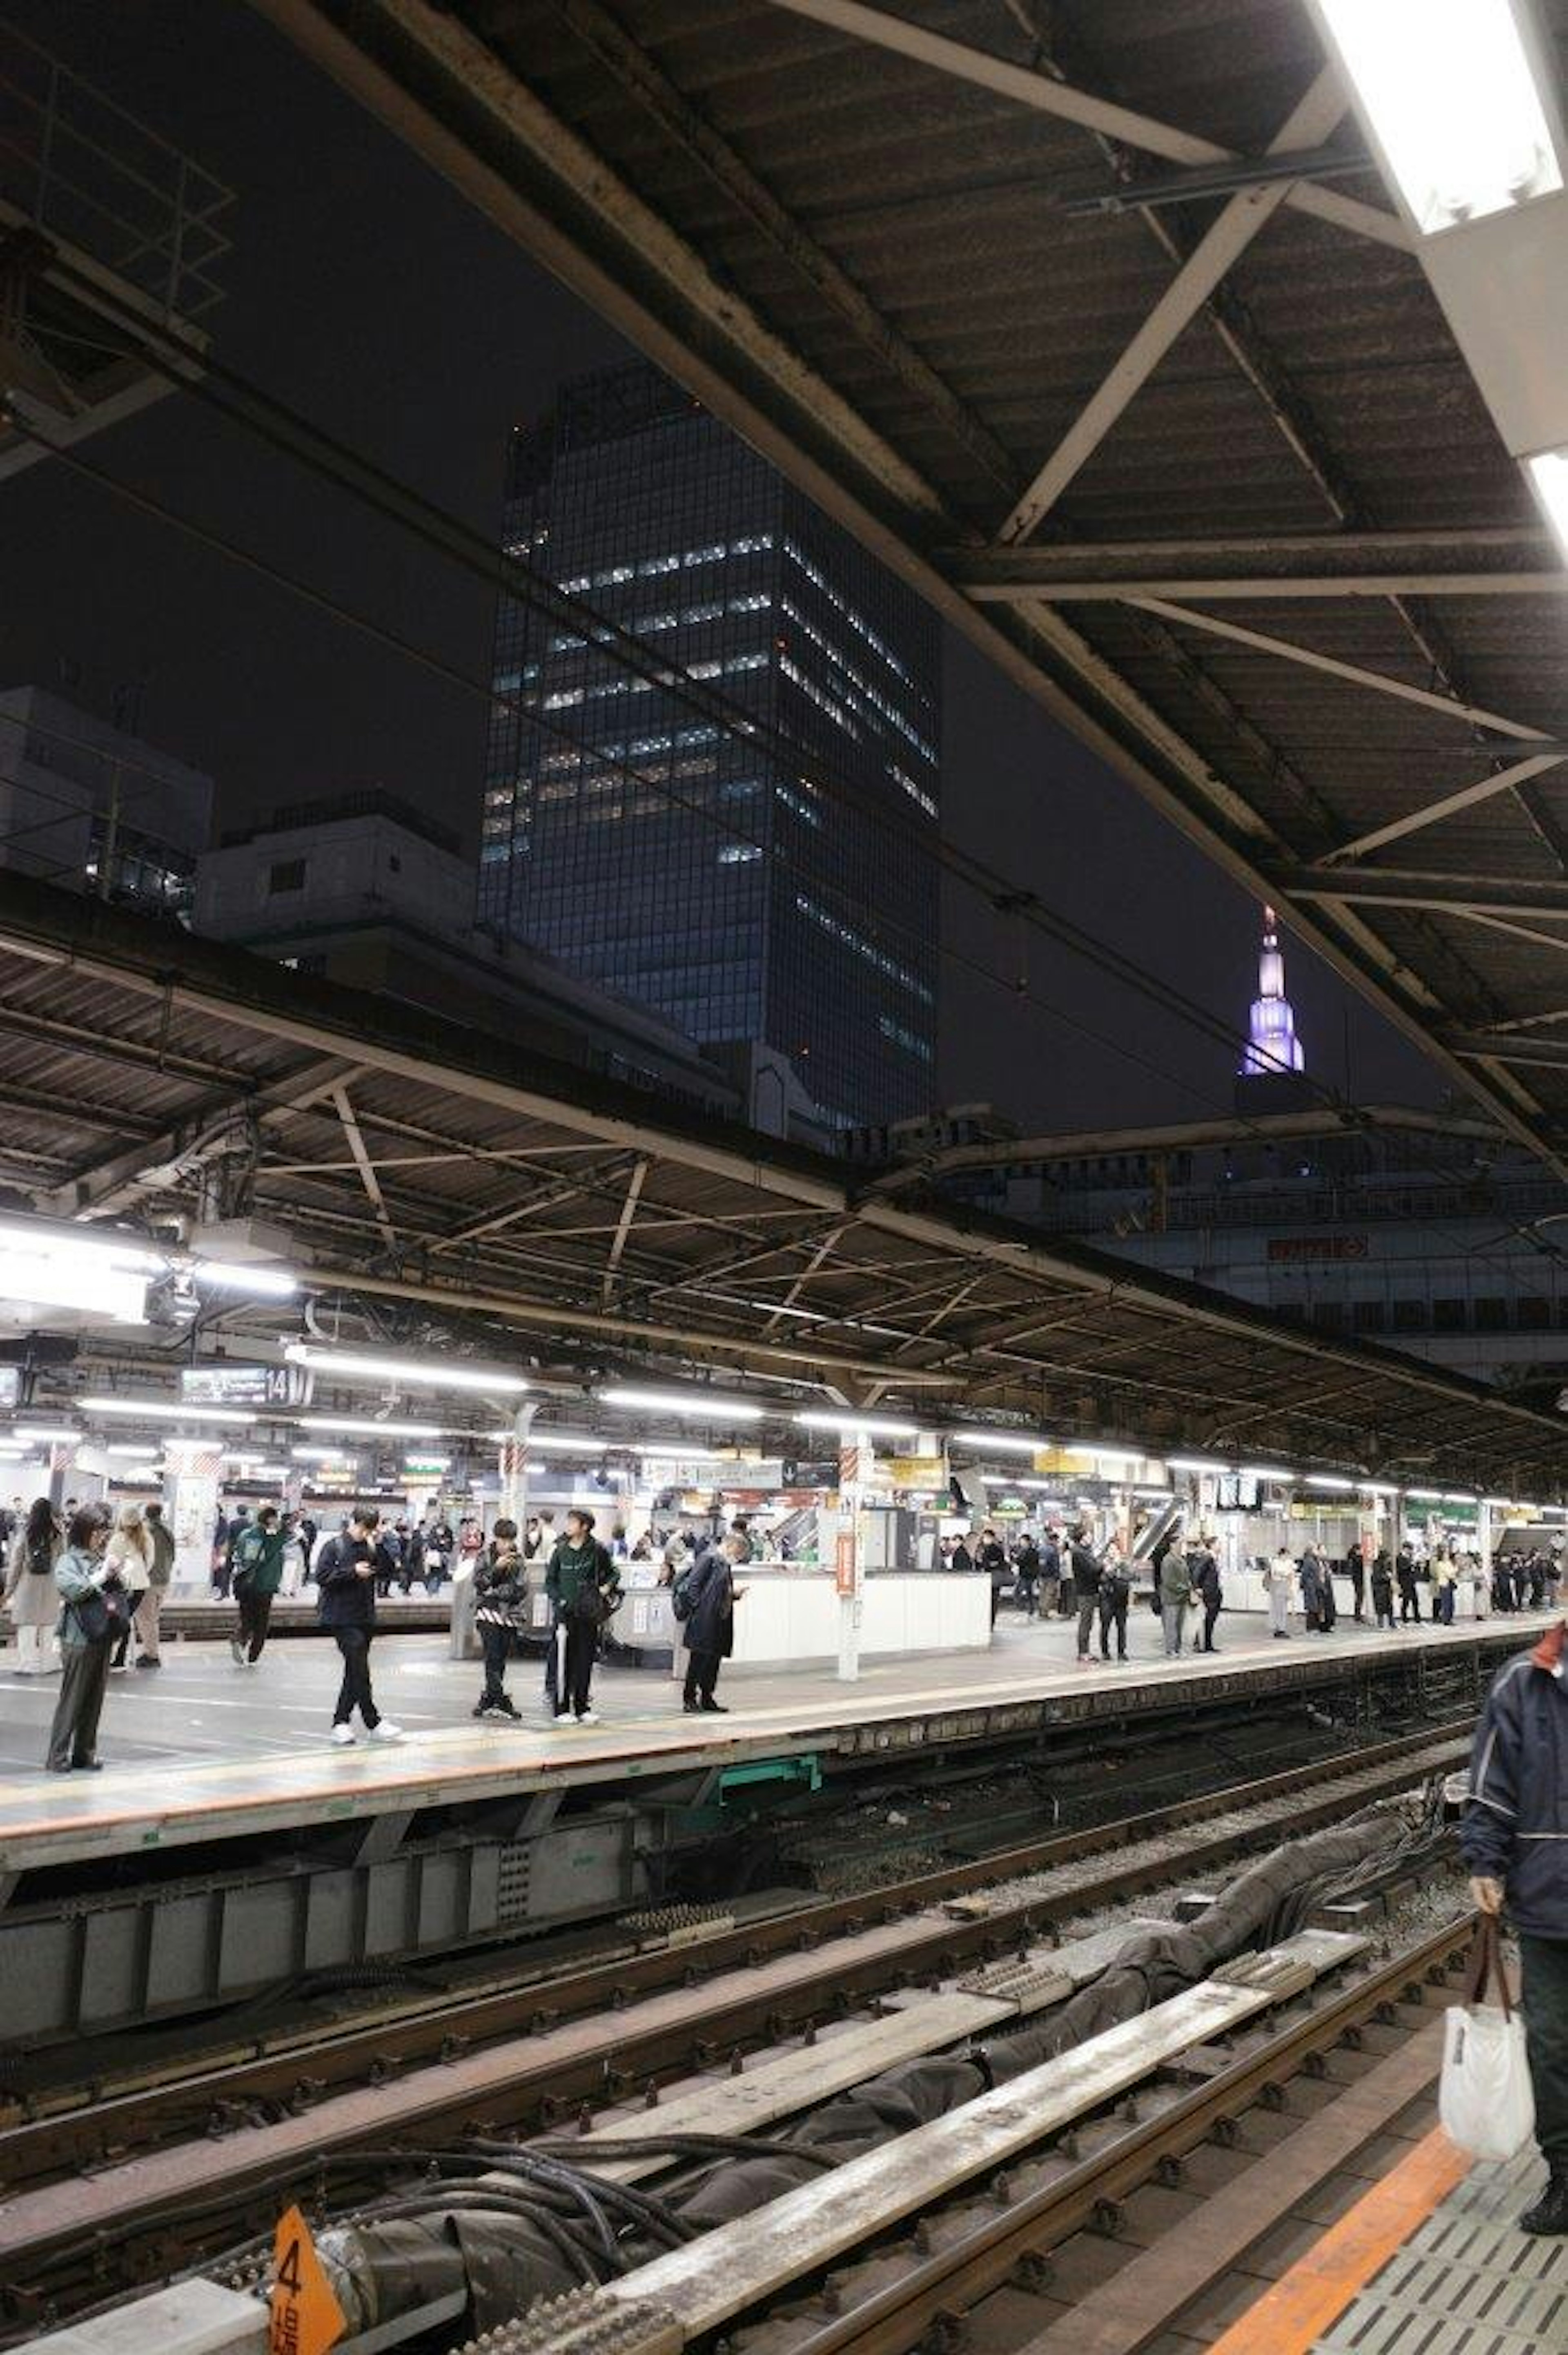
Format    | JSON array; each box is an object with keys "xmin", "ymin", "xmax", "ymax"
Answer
[
  {"xmin": 1189, "ymin": 1537, "xmax": 1223, "ymax": 1653},
  {"xmin": 1463, "ymin": 1618, "xmax": 1568, "ymax": 2233},
  {"xmin": 315, "ymin": 1507, "xmax": 401, "ymax": 1747}
]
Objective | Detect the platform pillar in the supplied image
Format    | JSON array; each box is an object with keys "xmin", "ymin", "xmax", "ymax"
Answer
[
  {"xmin": 164, "ymin": 1440, "xmax": 222, "ymax": 1593},
  {"xmin": 836, "ymin": 1432, "xmax": 867, "ymax": 1683}
]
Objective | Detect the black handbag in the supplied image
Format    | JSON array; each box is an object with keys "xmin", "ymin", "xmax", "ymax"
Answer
[{"xmin": 72, "ymin": 1582, "xmax": 129, "ymax": 1644}]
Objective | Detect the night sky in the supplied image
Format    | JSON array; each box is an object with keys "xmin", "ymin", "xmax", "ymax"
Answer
[{"xmin": 2, "ymin": 0, "xmax": 1442, "ymax": 1133}]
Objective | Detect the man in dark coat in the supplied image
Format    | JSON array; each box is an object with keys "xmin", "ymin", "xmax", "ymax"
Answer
[
  {"xmin": 1463, "ymin": 1619, "xmax": 1568, "ymax": 2234},
  {"xmin": 681, "ymin": 1532, "xmax": 745, "ymax": 1713},
  {"xmin": 1396, "ymin": 1543, "xmax": 1422, "ymax": 1623},
  {"xmin": 1189, "ymin": 1536, "xmax": 1223, "ymax": 1653}
]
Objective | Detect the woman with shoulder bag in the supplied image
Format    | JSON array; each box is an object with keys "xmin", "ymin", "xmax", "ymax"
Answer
[
  {"xmin": 46, "ymin": 1506, "xmax": 124, "ymax": 1772},
  {"xmin": 4, "ymin": 1496, "xmax": 62, "ymax": 1675}
]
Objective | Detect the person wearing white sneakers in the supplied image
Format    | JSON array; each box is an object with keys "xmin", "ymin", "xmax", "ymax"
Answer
[{"xmin": 314, "ymin": 1505, "xmax": 401, "ymax": 1747}]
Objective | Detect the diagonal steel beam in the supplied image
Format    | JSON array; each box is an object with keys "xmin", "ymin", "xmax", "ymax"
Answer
[
  {"xmin": 1127, "ymin": 598, "xmax": 1555, "ymax": 744},
  {"xmin": 1324, "ymin": 753, "xmax": 1568, "ymax": 865},
  {"xmin": 600, "ymin": 1155, "xmax": 648, "ymax": 1307},
  {"xmin": 760, "ymin": 0, "xmax": 1406, "ymax": 247},
  {"xmin": 332, "ymin": 1084, "xmax": 400, "ymax": 1259},
  {"xmin": 1284, "ymin": 868, "xmax": 1568, "ymax": 919},
  {"xmin": 1000, "ymin": 66, "xmax": 1349, "ymax": 542}
]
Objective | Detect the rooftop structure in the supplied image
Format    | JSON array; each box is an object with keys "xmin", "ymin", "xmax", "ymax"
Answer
[{"xmin": 0, "ymin": 685, "xmax": 213, "ymax": 919}]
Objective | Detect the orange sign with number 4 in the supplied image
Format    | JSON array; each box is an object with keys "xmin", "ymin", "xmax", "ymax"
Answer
[{"xmin": 270, "ymin": 2204, "xmax": 347, "ymax": 2355}]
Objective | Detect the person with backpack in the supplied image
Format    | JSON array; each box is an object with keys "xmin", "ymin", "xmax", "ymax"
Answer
[
  {"xmin": 1158, "ymin": 1542, "xmax": 1193, "ymax": 1657},
  {"xmin": 472, "ymin": 1516, "xmax": 525, "ymax": 1720},
  {"xmin": 4, "ymin": 1496, "xmax": 62, "ymax": 1675},
  {"xmin": 676, "ymin": 1531, "xmax": 745, "ymax": 1713},
  {"xmin": 230, "ymin": 1505, "xmax": 287, "ymax": 1666},
  {"xmin": 545, "ymin": 1508, "xmax": 620, "ymax": 1724},
  {"xmin": 315, "ymin": 1506, "xmax": 401, "ymax": 1747}
]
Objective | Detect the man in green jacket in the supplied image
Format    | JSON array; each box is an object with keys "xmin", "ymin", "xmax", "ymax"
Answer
[
  {"xmin": 544, "ymin": 1508, "xmax": 619, "ymax": 1724},
  {"xmin": 231, "ymin": 1505, "xmax": 287, "ymax": 1666}
]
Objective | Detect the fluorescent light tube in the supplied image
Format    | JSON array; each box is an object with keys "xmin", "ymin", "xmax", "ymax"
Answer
[
  {"xmin": 598, "ymin": 1386, "xmax": 764, "ymax": 1423},
  {"xmin": 285, "ymin": 1344, "xmax": 528, "ymax": 1394},
  {"xmin": 1305, "ymin": 1474, "xmax": 1356, "ymax": 1492},
  {"xmin": 191, "ymin": 1260, "xmax": 298, "ymax": 1297},
  {"xmin": 297, "ymin": 1414, "xmax": 446, "ymax": 1439},
  {"xmin": 950, "ymin": 1428, "xmax": 1049, "ymax": 1454},
  {"xmin": 795, "ymin": 1411, "xmax": 921, "ymax": 1439},
  {"xmin": 1313, "ymin": 0, "xmax": 1563, "ymax": 235},
  {"xmin": 1526, "ymin": 448, "xmax": 1568, "ymax": 557},
  {"xmin": 81, "ymin": 1397, "xmax": 255, "ymax": 1426}
]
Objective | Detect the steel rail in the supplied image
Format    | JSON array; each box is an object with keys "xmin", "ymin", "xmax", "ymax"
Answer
[
  {"xmin": 737, "ymin": 1913, "xmax": 1477, "ymax": 2355},
  {"xmin": 0, "ymin": 1732, "xmax": 1466, "ymax": 2321}
]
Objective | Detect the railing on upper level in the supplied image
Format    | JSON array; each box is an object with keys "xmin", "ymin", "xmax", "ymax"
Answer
[{"xmin": 0, "ymin": 15, "xmax": 233, "ymax": 323}]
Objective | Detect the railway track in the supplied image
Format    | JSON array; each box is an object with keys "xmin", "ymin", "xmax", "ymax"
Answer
[
  {"xmin": 0, "ymin": 1722, "xmax": 1463, "ymax": 2192},
  {"xmin": 650, "ymin": 1911, "xmax": 1479, "ymax": 2355},
  {"xmin": 0, "ymin": 1726, "xmax": 1468, "ymax": 2341}
]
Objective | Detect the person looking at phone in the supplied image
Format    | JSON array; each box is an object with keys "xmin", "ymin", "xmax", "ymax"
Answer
[{"xmin": 314, "ymin": 1505, "xmax": 401, "ymax": 1748}]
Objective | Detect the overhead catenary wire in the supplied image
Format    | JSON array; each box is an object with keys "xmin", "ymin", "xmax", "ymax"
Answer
[{"xmin": 9, "ymin": 268, "xmax": 1565, "ymax": 1282}]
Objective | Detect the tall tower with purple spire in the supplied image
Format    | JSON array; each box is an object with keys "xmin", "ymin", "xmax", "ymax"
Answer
[
  {"xmin": 1236, "ymin": 906, "xmax": 1313, "ymax": 1109},
  {"xmin": 1241, "ymin": 905, "xmax": 1305, "ymax": 1077}
]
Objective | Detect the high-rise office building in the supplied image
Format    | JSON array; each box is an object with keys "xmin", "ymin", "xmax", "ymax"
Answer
[{"xmin": 479, "ymin": 363, "xmax": 940, "ymax": 1126}]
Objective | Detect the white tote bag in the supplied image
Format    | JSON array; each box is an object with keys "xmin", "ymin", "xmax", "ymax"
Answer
[{"xmin": 1440, "ymin": 1917, "xmax": 1535, "ymax": 2162}]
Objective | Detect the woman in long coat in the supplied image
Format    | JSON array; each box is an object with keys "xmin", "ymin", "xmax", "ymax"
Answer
[{"xmin": 5, "ymin": 1496, "xmax": 62, "ymax": 1674}]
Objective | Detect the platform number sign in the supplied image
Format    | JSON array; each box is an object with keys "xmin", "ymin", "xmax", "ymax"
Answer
[{"xmin": 270, "ymin": 2204, "xmax": 346, "ymax": 2355}]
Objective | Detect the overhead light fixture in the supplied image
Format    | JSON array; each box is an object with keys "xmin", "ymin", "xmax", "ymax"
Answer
[
  {"xmin": 10, "ymin": 1424, "xmax": 80, "ymax": 1445},
  {"xmin": 1305, "ymin": 1474, "xmax": 1356, "ymax": 1492},
  {"xmin": 285, "ymin": 1344, "xmax": 528, "ymax": 1395},
  {"xmin": 1406, "ymin": 1487, "xmax": 1445, "ymax": 1501},
  {"xmin": 1167, "ymin": 1456, "xmax": 1228, "ymax": 1476},
  {"xmin": 795, "ymin": 1411, "xmax": 921, "ymax": 1440},
  {"xmin": 1360, "ymin": 1483, "xmax": 1401, "ymax": 1499},
  {"xmin": 292, "ymin": 1445, "xmax": 352, "ymax": 1464},
  {"xmin": 0, "ymin": 1219, "xmax": 158, "ymax": 1325},
  {"xmin": 106, "ymin": 1442, "xmax": 165, "ymax": 1459},
  {"xmin": 1242, "ymin": 1466, "xmax": 1295, "ymax": 1483},
  {"xmin": 1444, "ymin": 1490, "xmax": 1480, "ymax": 1504},
  {"xmin": 1526, "ymin": 448, "xmax": 1568, "ymax": 558},
  {"xmin": 190, "ymin": 1260, "xmax": 298, "ymax": 1298},
  {"xmin": 1484, "ymin": 1496, "xmax": 1515, "ymax": 1509},
  {"xmin": 598, "ymin": 1385, "xmax": 764, "ymax": 1423},
  {"xmin": 81, "ymin": 1396, "xmax": 256, "ymax": 1426},
  {"xmin": 950, "ymin": 1427, "xmax": 1049, "ymax": 1455},
  {"xmin": 297, "ymin": 1414, "xmax": 446, "ymax": 1439},
  {"xmin": 1311, "ymin": 0, "xmax": 1564, "ymax": 236},
  {"xmin": 526, "ymin": 1433, "xmax": 612, "ymax": 1455}
]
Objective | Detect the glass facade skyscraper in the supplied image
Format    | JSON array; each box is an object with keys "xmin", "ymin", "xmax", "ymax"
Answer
[{"xmin": 479, "ymin": 363, "xmax": 940, "ymax": 1127}]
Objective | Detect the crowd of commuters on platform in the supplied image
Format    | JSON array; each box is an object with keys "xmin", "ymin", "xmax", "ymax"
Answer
[
  {"xmin": 4, "ymin": 1479, "xmax": 1563, "ymax": 1768},
  {"xmin": 940, "ymin": 1517, "xmax": 1562, "ymax": 1666}
]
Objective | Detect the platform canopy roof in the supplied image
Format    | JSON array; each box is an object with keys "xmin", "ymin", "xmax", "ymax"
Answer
[
  {"xmin": 0, "ymin": 875, "xmax": 1561, "ymax": 1493},
  {"xmin": 254, "ymin": 0, "xmax": 1568, "ymax": 1182}
]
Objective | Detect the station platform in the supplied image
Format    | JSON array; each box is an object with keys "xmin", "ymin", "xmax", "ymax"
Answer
[
  {"xmin": 1212, "ymin": 2128, "xmax": 1552, "ymax": 2354},
  {"xmin": 0, "ymin": 1604, "xmax": 1549, "ymax": 1874}
]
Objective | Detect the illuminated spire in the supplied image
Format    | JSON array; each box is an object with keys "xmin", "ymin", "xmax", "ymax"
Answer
[{"xmin": 1240, "ymin": 904, "xmax": 1305, "ymax": 1078}]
